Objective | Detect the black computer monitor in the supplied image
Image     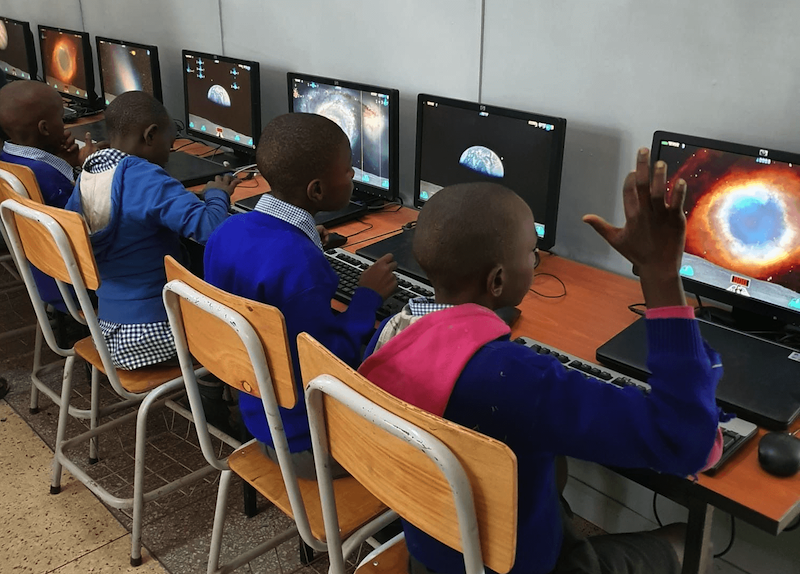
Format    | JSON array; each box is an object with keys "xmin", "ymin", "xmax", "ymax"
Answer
[
  {"xmin": 414, "ymin": 94, "xmax": 566, "ymax": 252},
  {"xmin": 182, "ymin": 50, "xmax": 260, "ymax": 157},
  {"xmin": 287, "ymin": 72, "xmax": 399, "ymax": 202},
  {"xmin": 0, "ymin": 17, "xmax": 37, "ymax": 80},
  {"xmin": 96, "ymin": 36, "xmax": 162, "ymax": 105},
  {"xmin": 38, "ymin": 25, "xmax": 95, "ymax": 104},
  {"xmin": 653, "ymin": 131, "xmax": 800, "ymax": 327}
]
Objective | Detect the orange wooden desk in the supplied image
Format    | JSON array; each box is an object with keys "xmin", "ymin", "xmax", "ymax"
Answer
[{"xmin": 328, "ymin": 206, "xmax": 800, "ymax": 574}]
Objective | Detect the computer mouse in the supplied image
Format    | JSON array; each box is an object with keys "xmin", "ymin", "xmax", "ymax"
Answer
[
  {"xmin": 758, "ymin": 432, "xmax": 800, "ymax": 477},
  {"xmin": 325, "ymin": 232, "xmax": 348, "ymax": 250}
]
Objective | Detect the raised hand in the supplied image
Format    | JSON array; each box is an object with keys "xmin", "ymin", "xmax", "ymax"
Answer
[{"xmin": 583, "ymin": 148, "xmax": 688, "ymax": 308}]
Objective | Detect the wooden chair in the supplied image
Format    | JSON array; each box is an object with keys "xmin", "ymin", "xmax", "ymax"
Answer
[
  {"xmin": 0, "ymin": 195, "xmax": 227, "ymax": 567},
  {"xmin": 163, "ymin": 256, "xmax": 394, "ymax": 574},
  {"xmin": 0, "ymin": 162, "xmax": 87, "ymax": 417},
  {"xmin": 297, "ymin": 333, "xmax": 519, "ymax": 574}
]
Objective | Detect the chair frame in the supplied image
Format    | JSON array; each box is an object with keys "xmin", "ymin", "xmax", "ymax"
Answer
[
  {"xmin": 163, "ymin": 260, "xmax": 394, "ymax": 574},
  {"xmin": 0, "ymin": 196, "xmax": 230, "ymax": 567},
  {"xmin": 298, "ymin": 333, "xmax": 518, "ymax": 574}
]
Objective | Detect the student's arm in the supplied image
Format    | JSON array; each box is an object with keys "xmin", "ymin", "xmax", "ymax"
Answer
[
  {"xmin": 283, "ymin": 284, "xmax": 382, "ymax": 369},
  {"xmin": 144, "ymin": 170, "xmax": 237, "ymax": 243}
]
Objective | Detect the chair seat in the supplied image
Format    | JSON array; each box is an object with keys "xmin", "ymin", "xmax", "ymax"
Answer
[
  {"xmin": 356, "ymin": 536, "xmax": 409, "ymax": 574},
  {"xmin": 74, "ymin": 336, "xmax": 184, "ymax": 393},
  {"xmin": 228, "ymin": 442, "xmax": 387, "ymax": 541}
]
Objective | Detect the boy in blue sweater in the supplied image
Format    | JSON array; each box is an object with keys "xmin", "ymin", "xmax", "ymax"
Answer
[
  {"xmin": 359, "ymin": 149, "xmax": 723, "ymax": 574},
  {"xmin": 66, "ymin": 91, "xmax": 238, "ymax": 370},
  {"xmin": 204, "ymin": 113, "xmax": 397, "ymax": 478}
]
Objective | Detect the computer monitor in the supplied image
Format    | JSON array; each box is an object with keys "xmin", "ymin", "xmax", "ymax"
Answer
[
  {"xmin": 0, "ymin": 17, "xmax": 37, "ymax": 80},
  {"xmin": 287, "ymin": 72, "xmax": 399, "ymax": 202},
  {"xmin": 38, "ymin": 25, "xmax": 95, "ymax": 103},
  {"xmin": 653, "ymin": 131, "xmax": 800, "ymax": 327},
  {"xmin": 414, "ymin": 94, "xmax": 566, "ymax": 252},
  {"xmin": 96, "ymin": 36, "xmax": 162, "ymax": 105},
  {"xmin": 182, "ymin": 50, "xmax": 260, "ymax": 157}
]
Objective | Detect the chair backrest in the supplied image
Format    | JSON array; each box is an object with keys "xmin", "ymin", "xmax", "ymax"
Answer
[
  {"xmin": 298, "ymin": 333, "xmax": 518, "ymax": 574},
  {"xmin": 163, "ymin": 255, "xmax": 296, "ymax": 408},
  {"xmin": 0, "ymin": 161, "xmax": 45, "ymax": 204}
]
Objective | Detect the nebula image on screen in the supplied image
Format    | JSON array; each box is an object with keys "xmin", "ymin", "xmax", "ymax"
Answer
[
  {"xmin": 665, "ymin": 146, "xmax": 800, "ymax": 297},
  {"xmin": 292, "ymin": 80, "xmax": 391, "ymax": 190},
  {"xmin": 0, "ymin": 19, "xmax": 34, "ymax": 79},
  {"xmin": 97, "ymin": 41, "xmax": 156, "ymax": 103},
  {"xmin": 0, "ymin": 22, "xmax": 8, "ymax": 51},
  {"xmin": 40, "ymin": 28, "xmax": 88, "ymax": 97},
  {"xmin": 459, "ymin": 145, "xmax": 505, "ymax": 178}
]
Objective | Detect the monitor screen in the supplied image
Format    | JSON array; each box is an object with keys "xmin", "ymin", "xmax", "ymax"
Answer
[
  {"xmin": 96, "ymin": 37, "xmax": 161, "ymax": 105},
  {"xmin": 288, "ymin": 72, "xmax": 399, "ymax": 201},
  {"xmin": 38, "ymin": 25, "xmax": 94, "ymax": 102},
  {"xmin": 653, "ymin": 131, "xmax": 800, "ymax": 325},
  {"xmin": 414, "ymin": 94, "xmax": 566, "ymax": 251},
  {"xmin": 183, "ymin": 50, "xmax": 260, "ymax": 155},
  {"xmin": 0, "ymin": 17, "xmax": 37, "ymax": 80}
]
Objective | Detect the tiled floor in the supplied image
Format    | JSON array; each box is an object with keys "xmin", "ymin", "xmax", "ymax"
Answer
[{"xmin": 0, "ymin": 257, "xmax": 605, "ymax": 573}]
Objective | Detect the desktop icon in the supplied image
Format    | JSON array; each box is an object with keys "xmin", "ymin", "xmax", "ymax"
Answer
[
  {"xmin": 679, "ymin": 265, "xmax": 694, "ymax": 277},
  {"xmin": 789, "ymin": 298, "xmax": 800, "ymax": 310}
]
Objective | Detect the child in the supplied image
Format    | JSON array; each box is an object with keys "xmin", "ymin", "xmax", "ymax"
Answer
[
  {"xmin": 0, "ymin": 80, "xmax": 100, "ymax": 208},
  {"xmin": 66, "ymin": 91, "xmax": 239, "ymax": 370},
  {"xmin": 359, "ymin": 150, "xmax": 723, "ymax": 574},
  {"xmin": 203, "ymin": 112, "xmax": 397, "ymax": 478}
]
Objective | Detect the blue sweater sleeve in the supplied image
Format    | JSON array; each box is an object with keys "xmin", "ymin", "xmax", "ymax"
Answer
[
  {"xmin": 140, "ymin": 165, "xmax": 229, "ymax": 244},
  {"xmin": 458, "ymin": 318, "xmax": 721, "ymax": 476}
]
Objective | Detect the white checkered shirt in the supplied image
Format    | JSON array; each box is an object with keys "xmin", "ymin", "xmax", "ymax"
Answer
[
  {"xmin": 83, "ymin": 148, "xmax": 128, "ymax": 174},
  {"xmin": 408, "ymin": 297, "xmax": 451, "ymax": 316},
  {"xmin": 2, "ymin": 141, "xmax": 76, "ymax": 182},
  {"xmin": 254, "ymin": 193, "xmax": 323, "ymax": 250}
]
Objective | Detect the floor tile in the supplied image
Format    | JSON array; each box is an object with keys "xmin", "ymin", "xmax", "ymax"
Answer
[{"xmin": 48, "ymin": 536, "xmax": 165, "ymax": 573}]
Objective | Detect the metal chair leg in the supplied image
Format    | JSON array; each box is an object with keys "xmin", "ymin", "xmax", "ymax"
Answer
[
  {"xmin": 89, "ymin": 366, "xmax": 100, "ymax": 464},
  {"xmin": 29, "ymin": 322, "xmax": 43, "ymax": 414},
  {"xmin": 50, "ymin": 354, "xmax": 76, "ymax": 494},
  {"xmin": 207, "ymin": 470, "xmax": 233, "ymax": 574}
]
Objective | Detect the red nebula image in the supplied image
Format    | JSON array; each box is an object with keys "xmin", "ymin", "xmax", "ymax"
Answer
[
  {"xmin": 50, "ymin": 37, "xmax": 78, "ymax": 84},
  {"xmin": 670, "ymin": 149, "xmax": 800, "ymax": 292}
]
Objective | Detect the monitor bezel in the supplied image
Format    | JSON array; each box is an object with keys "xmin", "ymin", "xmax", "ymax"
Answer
[
  {"xmin": 286, "ymin": 71, "xmax": 400, "ymax": 202},
  {"xmin": 95, "ymin": 36, "xmax": 163, "ymax": 105},
  {"xmin": 652, "ymin": 129, "xmax": 800, "ymax": 327},
  {"xmin": 0, "ymin": 16, "xmax": 38, "ymax": 80},
  {"xmin": 413, "ymin": 93, "xmax": 567, "ymax": 252},
  {"xmin": 182, "ymin": 49, "xmax": 261, "ymax": 157},
  {"xmin": 37, "ymin": 24, "xmax": 96, "ymax": 104}
]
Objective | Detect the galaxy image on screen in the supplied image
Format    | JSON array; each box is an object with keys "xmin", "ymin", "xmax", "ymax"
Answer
[
  {"xmin": 40, "ymin": 28, "xmax": 88, "ymax": 98},
  {"xmin": 0, "ymin": 19, "xmax": 34, "ymax": 79},
  {"xmin": 417, "ymin": 101, "xmax": 557, "ymax": 238},
  {"xmin": 659, "ymin": 141, "xmax": 800, "ymax": 310},
  {"xmin": 98, "ymin": 41, "xmax": 155, "ymax": 103},
  {"xmin": 292, "ymin": 79, "xmax": 391, "ymax": 191},
  {"xmin": 184, "ymin": 54, "xmax": 255, "ymax": 148}
]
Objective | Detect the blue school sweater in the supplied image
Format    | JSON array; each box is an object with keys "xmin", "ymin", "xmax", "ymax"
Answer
[
  {"xmin": 65, "ymin": 155, "xmax": 229, "ymax": 323},
  {"xmin": 203, "ymin": 211, "xmax": 382, "ymax": 452},
  {"xmin": 363, "ymin": 314, "xmax": 721, "ymax": 574}
]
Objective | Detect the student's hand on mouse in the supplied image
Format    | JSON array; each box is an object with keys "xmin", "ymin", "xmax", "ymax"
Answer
[
  {"xmin": 204, "ymin": 174, "xmax": 241, "ymax": 198},
  {"xmin": 359, "ymin": 253, "xmax": 398, "ymax": 301},
  {"xmin": 78, "ymin": 132, "xmax": 109, "ymax": 165},
  {"xmin": 316, "ymin": 225, "xmax": 330, "ymax": 246},
  {"xmin": 583, "ymin": 148, "xmax": 688, "ymax": 309}
]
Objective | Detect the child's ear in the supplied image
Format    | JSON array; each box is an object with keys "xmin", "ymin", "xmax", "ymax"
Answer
[
  {"xmin": 306, "ymin": 179, "xmax": 323, "ymax": 203},
  {"xmin": 487, "ymin": 264, "xmax": 504, "ymax": 298},
  {"xmin": 37, "ymin": 119, "xmax": 50, "ymax": 137},
  {"xmin": 142, "ymin": 123, "xmax": 159, "ymax": 146}
]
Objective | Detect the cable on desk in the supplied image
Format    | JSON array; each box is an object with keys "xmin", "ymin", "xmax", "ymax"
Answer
[
  {"xmin": 529, "ymin": 272, "xmax": 566, "ymax": 299},
  {"xmin": 344, "ymin": 219, "xmax": 374, "ymax": 239},
  {"xmin": 233, "ymin": 164, "xmax": 258, "ymax": 176},
  {"xmin": 171, "ymin": 141, "xmax": 195, "ymax": 153},
  {"xmin": 652, "ymin": 493, "xmax": 663, "ymax": 527},
  {"xmin": 628, "ymin": 303, "xmax": 646, "ymax": 317},
  {"xmin": 714, "ymin": 515, "xmax": 736, "ymax": 558},
  {"xmin": 368, "ymin": 197, "xmax": 404, "ymax": 212},
  {"xmin": 173, "ymin": 119, "xmax": 186, "ymax": 133},
  {"xmin": 345, "ymin": 227, "xmax": 405, "ymax": 249}
]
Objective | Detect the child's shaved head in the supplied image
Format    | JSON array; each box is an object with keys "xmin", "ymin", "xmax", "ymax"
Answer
[
  {"xmin": 105, "ymin": 91, "xmax": 171, "ymax": 139},
  {"xmin": 257, "ymin": 113, "xmax": 349, "ymax": 196},
  {"xmin": 413, "ymin": 182, "xmax": 535, "ymax": 294},
  {"xmin": 0, "ymin": 80, "xmax": 63, "ymax": 147}
]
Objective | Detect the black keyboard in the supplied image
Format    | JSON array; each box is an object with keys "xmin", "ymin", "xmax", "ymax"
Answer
[
  {"xmin": 513, "ymin": 336, "xmax": 758, "ymax": 475},
  {"xmin": 325, "ymin": 248, "xmax": 434, "ymax": 320}
]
